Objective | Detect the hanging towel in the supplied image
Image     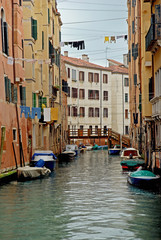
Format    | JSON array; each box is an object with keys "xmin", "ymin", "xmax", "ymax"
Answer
[
  {"xmin": 124, "ymin": 35, "xmax": 128, "ymax": 41},
  {"xmin": 104, "ymin": 36, "xmax": 109, "ymax": 43},
  {"xmin": 110, "ymin": 36, "xmax": 116, "ymax": 43},
  {"xmin": 20, "ymin": 106, "xmax": 31, "ymax": 118},
  {"xmin": 51, "ymin": 108, "xmax": 58, "ymax": 121},
  {"xmin": 31, "ymin": 107, "xmax": 41, "ymax": 119},
  {"xmin": 44, "ymin": 108, "xmax": 51, "ymax": 122}
]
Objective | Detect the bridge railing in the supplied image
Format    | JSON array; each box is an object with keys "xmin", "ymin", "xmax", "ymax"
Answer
[{"xmin": 68, "ymin": 128, "xmax": 108, "ymax": 137}]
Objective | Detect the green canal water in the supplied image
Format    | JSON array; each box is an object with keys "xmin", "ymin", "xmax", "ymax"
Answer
[{"xmin": 0, "ymin": 150, "xmax": 161, "ymax": 240}]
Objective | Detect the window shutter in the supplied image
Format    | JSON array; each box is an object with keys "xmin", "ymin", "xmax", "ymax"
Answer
[
  {"xmin": 14, "ymin": 85, "xmax": 17, "ymax": 103},
  {"xmin": 1, "ymin": 19, "xmax": 5, "ymax": 53},
  {"xmin": 42, "ymin": 97, "xmax": 47, "ymax": 107},
  {"xmin": 32, "ymin": 93, "xmax": 36, "ymax": 107},
  {"xmin": 155, "ymin": 5, "xmax": 161, "ymax": 39},
  {"xmin": 4, "ymin": 76, "xmax": 9, "ymax": 101},
  {"xmin": 53, "ymin": 20, "xmax": 54, "ymax": 34},
  {"xmin": 42, "ymin": 31, "xmax": 44, "ymax": 50},
  {"xmin": 134, "ymin": 74, "xmax": 137, "ymax": 85},
  {"xmin": 48, "ymin": 8, "xmax": 50, "ymax": 24},
  {"xmin": 38, "ymin": 95, "xmax": 42, "ymax": 108},
  {"xmin": 59, "ymin": 31, "xmax": 61, "ymax": 42},
  {"xmin": 22, "ymin": 87, "xmax": 26, "ymax": 106},
  {"xmin": 4, "ymin": 22, "xmax": 9, "ymax": 55},
  {"xmin": 8, "ymin": 79, "xmax": 11, "ymax": 102},
  {"xmin": 31, "ymin": 18, "xmax": 37, "ymax": 40}
]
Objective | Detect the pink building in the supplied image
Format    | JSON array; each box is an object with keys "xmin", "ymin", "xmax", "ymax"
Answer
[{"xmin": 0, "ymin": 0, "xmax": 29, "ymax": 175}]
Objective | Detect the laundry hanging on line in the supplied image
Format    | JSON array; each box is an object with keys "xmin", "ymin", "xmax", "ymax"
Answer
[
  {"xmin": 60, "ymin": 40, "xmax": 85, "ymax": 50},
  {"xmin": 104, "ymin": 35, "xmax": 128, "ymax": 43}
]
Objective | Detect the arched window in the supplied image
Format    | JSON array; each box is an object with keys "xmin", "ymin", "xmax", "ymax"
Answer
[{"xmin": 1, "ymin": 9, "xmax": 9, "ymax": 55}]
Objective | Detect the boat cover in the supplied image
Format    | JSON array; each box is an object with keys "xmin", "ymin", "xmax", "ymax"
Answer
[
  {"xmin": 130, "ymin": 170, "xmax": 156, "ymax": 178},
  {"xmin": 120, "ymin": 160, "xmax": 144, "ymax": 167},
  {"xmin": 32, "ymin": 152, "xmax": 57, "ymax": 160},
  {"xmin": 17, "ymin": 166, "xmax": 51, "ymax": 179}
]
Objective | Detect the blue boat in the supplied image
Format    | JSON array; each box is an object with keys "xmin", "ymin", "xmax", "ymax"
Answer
[
  {"xmin": 108, "ymin": 145, "xmax": 121, "ymax": 155},
  {"xmin": 31, "ymin": 150, "xmax": 57, "ymax": 171},
  {"xmin": 127, "ymin": 169, "xmax": 160, "ymax": 189}
]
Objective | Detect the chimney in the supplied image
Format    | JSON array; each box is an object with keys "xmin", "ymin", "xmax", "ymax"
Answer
[
  {"xmin": 82, "ymin": 54, "xmax": 89, "ymax": 62},
  {"xmin": 64, "ymin": 51, "xmax": 68, "ymax": 57}
]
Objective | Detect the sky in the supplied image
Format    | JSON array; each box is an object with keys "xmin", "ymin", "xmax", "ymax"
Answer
[{"xmin": 57, "ymin": 0, "xmax": 128, "ymax": 67}]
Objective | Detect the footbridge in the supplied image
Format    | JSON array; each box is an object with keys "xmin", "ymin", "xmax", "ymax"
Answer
[{"xmin": 68, "ymin": 128, "xmax": 130, "ymax": 148}]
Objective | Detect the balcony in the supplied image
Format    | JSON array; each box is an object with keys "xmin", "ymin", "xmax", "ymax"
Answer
[
  {"xmin": 151, "ymin": 97, "xmax": 161, "ymax": 119},
  {"xmin": 145, "ymin": 23, "xmax": 156, "ymax": 51}
]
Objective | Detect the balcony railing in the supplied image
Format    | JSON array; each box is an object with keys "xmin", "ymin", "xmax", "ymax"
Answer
[{"xmin": 145, "ymin": 23, "xmax": 156, "ymax": 51}]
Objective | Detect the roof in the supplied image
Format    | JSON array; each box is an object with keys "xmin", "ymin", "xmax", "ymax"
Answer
[
  {"xmin": 61, "ymin": 55, "xmax": 128, "ymax": 75},
  {"xmin": 107, "ymin": 59, "xmax": 124, "ymax": 66},
  {"xmin": 61, "ymin": 55, "xmax": 109, "ymax": 71}
]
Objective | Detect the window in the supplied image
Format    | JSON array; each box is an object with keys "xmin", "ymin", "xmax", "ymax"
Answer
[
  {"xmin": 48, "ymin": 8, "xmax": 50, "ymax": 24},
  {"xmin": 32, "ymin": 93, "xmax": 36, "ymax": 107},
  {"xmin": 68, "ymin": 86, "xmax": 70, "ymax": 97},
  {"xmin": 89, "ymin": 107, "xmax": 94, "ymax": 117},
  {"xmin": 68, "ymin": 106, "xmax": 70, "ymax": 116},
  {"xmin": 103, "ymin": 91, "xmax": 108, "ymax": 101},
  {"xmin": 72, "ymin": 107, "xmax": 77, "ymax": 117},
  {"xmin": 79, "ymin": 89, "xmax": 85, "ymax": 99},
  {"xmin": 89, "ymin": 125, "xmax": 92, "ymax": 134},
  {"xmin": 103, "ymin": 108, "xmax": 108, "ymax": 118},
  {"xmin": 53, "ymin": 19, "xmax": 54, "ymax": 34},
  {"xmin": 72, "ymin": 69, "xmax": 76, "ymax": 81},
  {"xmin": 95, "ymin": 126, "xmax": 98, "ymax": 134},
  {"xmin": 95, "ymin": 108, "xmax": 99, "ymax": 117},
  {"xmin": 13, "ymin": 128, "xmax": 17, "ymax": 141},
  {"xmin": 94, "ymin": 73, "xmax": 99, "ymax": 83},
  {"xmin": 88, "ymin": 72, "xmax": 93, "ymax": 82},
  {"xmin": 20, "ymin": 86, "xmax": 26, "ymax": 106},
  {"xmin": 42, "ymin": 31, "xmax": 44, "ymax": 50},
  {"xmin": 80, "ymin": 125, "xmax": 83, "ymax": 130},
  {"xmin": 31, "ymin": 17, "xmax": 37, "ymax": 40},
  {"xmin": 125, "ymin": 126, "xmax": 129, "ymax": 135},
  {"xmin": 1, "ymin": 10, "xmax": 9, "ymax": 55},
  {"xmin": 88, "ymin": 90, "xmax": 99, "ymax": 100},
  {"xmin": 79, "ymin": 107, "xmax": 85, "ymax": 117},
  {"xmin": 103, "ymin": 74, "xmax": 108, "ymax": 83},
  {"xmin": 79, "ymin": 71, "xmax": 84, "ymax": 81},
  {"xmin": 125, "ymin": 93, "xmax": 128, "ymax": 102},
  {"xmin": 67, "ymin": 68, "xmax": 70, "ymax": 78},
  {"xmin": 19, "ymin": 0, "xmax": 22, "ymax": 5},
  {"xmin": 72, "ymin": 88, "xmax": 78, "ymax": 98},
  {"xmin": 125, "ymin": 109, "xmax": 128, "ymax": 119},
  {"xmin": 124, "ymin": 78, "xmax": 129, "ymax": 86}
]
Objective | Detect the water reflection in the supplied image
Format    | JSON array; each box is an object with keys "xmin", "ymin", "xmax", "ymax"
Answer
[{"xmin": 0, "ymin": 151, "xmax": 161, "ymax": 240}]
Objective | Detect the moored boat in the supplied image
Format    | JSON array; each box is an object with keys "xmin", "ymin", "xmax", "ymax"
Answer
[
  {"xmin": 108, "ymin": 145, "xmax": 121, "ymax": 155},
  {"xmin": 120, "ymin": 159, "xmax": 145, "ymax": 171},
  {"xmin": 58, "ymin": 150, "xmax": 76, "ymax": 163},
  {"xmin": 127, "ymin": 169, "xmax": 160, "ymax": 189},
  {"xmin": 31, "ymin": 150, "xmax": 57, "ymax": 171},
  {"xmin": 120, "ymin": 147, "xmax": 141, "ymax": 159},
  {"xmin": 66, "ymin": 144, "xmax": 80, "ymax": 156},
  {"xmin": 17, "ymin": 166, "xmax": 51, "ymax": 181}
]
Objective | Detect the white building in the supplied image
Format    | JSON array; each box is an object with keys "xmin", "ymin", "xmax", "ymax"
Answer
[{"xmin": 61, "ymin": 53, "xmax": 130, "ymax": 136}]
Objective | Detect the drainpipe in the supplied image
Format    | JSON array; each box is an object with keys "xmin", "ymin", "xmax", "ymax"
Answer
[{"xmin": 12, "ymin": 0, "xmax": 23, "ymax": 167}]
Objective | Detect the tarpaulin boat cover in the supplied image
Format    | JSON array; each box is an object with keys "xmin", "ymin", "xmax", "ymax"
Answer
[{"xmin": 17, "ymin": 166, "xmax": 51, "ymax": 179}]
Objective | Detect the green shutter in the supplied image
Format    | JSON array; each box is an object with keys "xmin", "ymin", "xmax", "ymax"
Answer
[
  {"xmin": 4, "ymin": 22, "xmax": 9, "ymax": 55},
  {"xmin": 48, "ymin": 8, "xmax": 50, "ymax": 24},
  {"xmin": 22, "ymin": 87, "xmax": 26, "ymax": 106},
  {"xmin": 4, "ymin": 76, "xmax": 9, "ymax": 101},
  {"xmin": 38, "ymin": 95, "xmax": 42, "ymax": 108},
  {"xmin": 8, "ymin": 79, "xmax": 11, "ymax": 102},
  {"xmin": 14, "ymin": 86, "xmax": 17, "ymax": 103},
  {"xmin": 42, "ymin": 31, "xmax": 44, "ymax": 50},
  {"xmin": 42, "ymin": 97, "xmax": 47, "ymax": 107},
  {"xmin": 59, "ymin": 31, "xmax": 61, "ymax": 42},
  {"xmin": 31, "ymin": 18, "xmax": 37, "ymax": 40},
  {"xmin": 139, "ymin": 94, "xmax": 142, "ymax": 112},
  {"xmin": 32, "ymin": 93, "xmax": 36, "ymax": 107}
]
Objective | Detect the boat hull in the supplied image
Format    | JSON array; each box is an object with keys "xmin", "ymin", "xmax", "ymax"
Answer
[
  {"xmin": 31, "ymin": 151, "xmax": 57, "ymax": 171},
  {"xmin": 58, "ymin": 151, "xmax": 75, "ymax": 163},
  {"xmin": 109, "ymin": 149, "xmax": 120, "ymax": 155},
  {"xmin": 120, "ymin": 159, "xmax": 145, "ymax": 171}
]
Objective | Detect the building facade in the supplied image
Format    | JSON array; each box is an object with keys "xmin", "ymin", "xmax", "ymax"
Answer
[
  {"xmin": 23, "ymin": 0, "xmax": 62, "ymax": 155},
  {"xmin": 0, "ymin": 0, "xmax": 28, "ymax": 173},
  {"xmin": 61, "ymin": 52, "xmax": 129, "ymax": 140}
]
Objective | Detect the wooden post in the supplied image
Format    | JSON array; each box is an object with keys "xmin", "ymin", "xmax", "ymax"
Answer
[{"xmin": 0, "ymin": 127, "xmax": 5, "ymax": 168}]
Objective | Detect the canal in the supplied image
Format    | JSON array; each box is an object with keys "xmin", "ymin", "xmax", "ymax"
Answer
[{"xmin": 0, "ymin": 150, "xmax": 161, "ymax": 240}]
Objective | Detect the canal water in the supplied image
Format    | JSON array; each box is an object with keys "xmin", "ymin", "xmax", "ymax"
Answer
[{"xmin": 0, "ymin": 150, "xmax": 161, "ymax": 240}]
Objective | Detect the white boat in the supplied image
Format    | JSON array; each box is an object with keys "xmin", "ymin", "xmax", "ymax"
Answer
[
  {"xmin": 85, "ymin": 143, "xmax": 93, "ymax": 151},
  {"xmin": 31, "ymin": 150, "xmax": 57, "ymax": 171},
  {"xmin": 17, "ymin": 166, "xmax": 51, "ymax": 181},
  {"xmin": 120, "ymin": 147, "xmax": 141, "ymax": 159},
  {"xmin": 58, "ymin": 150, "xmax": 76, "ymax": 163},
  {"xmin": 66, "ymin": 144, "xmax": 80, "ymax": 156}
]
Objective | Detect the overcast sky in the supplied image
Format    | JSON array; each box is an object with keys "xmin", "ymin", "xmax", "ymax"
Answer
[{"xmin": 57, "ymin": 0, "xmax": 128, "ymax": 67}]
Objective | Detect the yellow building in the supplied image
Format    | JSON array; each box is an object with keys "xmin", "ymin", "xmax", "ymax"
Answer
[
  {"xmin": 144, "ymin": 0, "xmax": 161, "ymax": 173},
  {"xmin": 127, "ymin": 0, "xmax": 142, "ymax": 152},
  {"xmin": 23, "ymin": 0, "xmax": 62, "ymax": 155}
]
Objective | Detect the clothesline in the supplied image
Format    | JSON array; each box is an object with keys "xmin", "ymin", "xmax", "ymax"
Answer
[
  {"xmin": 60, "ymin": 40, "xmax": 85, "ymax": 50},
  {"xmin": 104, "ymin": 34, "xmax": 128, "ymax": 43}
]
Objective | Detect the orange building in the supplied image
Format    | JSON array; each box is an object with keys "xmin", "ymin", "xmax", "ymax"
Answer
[{"xmin": 0, "ymin": 0, "xmax": 28, "ymax": 175}]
